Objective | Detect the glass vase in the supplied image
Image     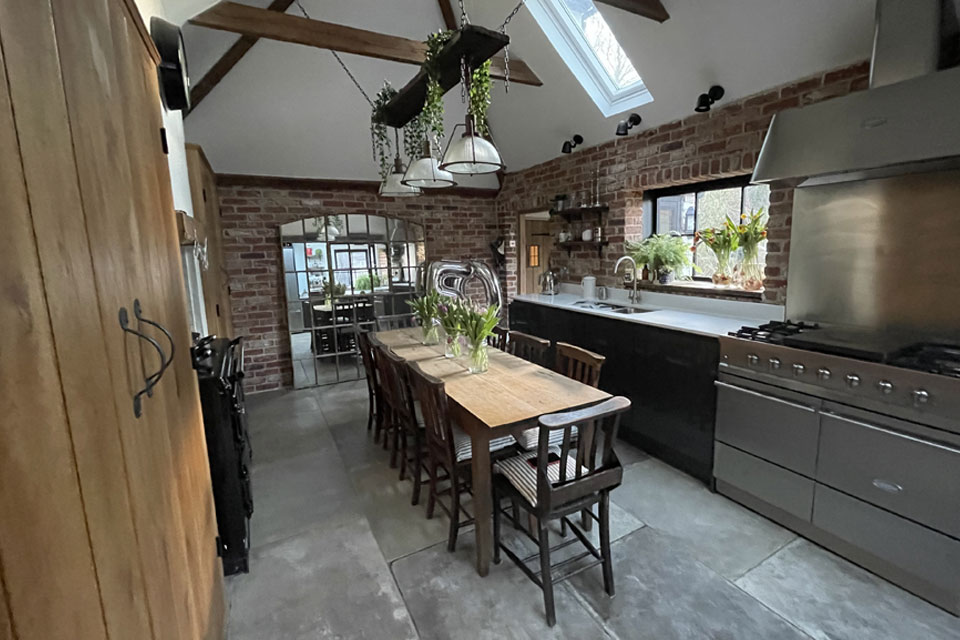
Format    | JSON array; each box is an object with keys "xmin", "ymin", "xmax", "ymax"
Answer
[
  {"xmin": 444, "ymin": 332, "xmax": 462, "ymax": 358},
  {"xmin": 421, "ymin": 319, "xmax": 440, "ymax": 346},
  {"xmin": 468, "ymin": 340, "xmax": 489, "ymax": 374},
  {"xmin": 741, "ymin": 245, "xmax": 765, "ymax": 291},
  {"xmin": 711, "ymin": 251, "xmax": 735, "ymax": 287}
]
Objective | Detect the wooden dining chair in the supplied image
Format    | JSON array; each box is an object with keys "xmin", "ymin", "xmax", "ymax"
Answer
[
  {"xmin": 356, "ymin": 330, "xmax": 380, "ymax": 436},
  {"xmin": 367, "ymin": 334, "xmax": 393, "ymax": 448},
  {"xmin": 554, "ymin": 342, "xmax": 606, "ymax": 388},
  {"xmin": 377, "ymin": 346, "xmax": 427, "ymax": 505},
  {"xmin": 506, "ymin": 330, "xmax": 551, "ymax": 367},
  {"xmin": 493, "ymin": 396, "xmax": 631, "ymax": 627},
  {"xmin": 487, "ymin": 325, "xmax": 509, "ymax": 350},
  {"xmin": 377, "ymin": 314, "xmax": 415, "ymax": 331},
  {"xmin": 407, "ymin": 362, "xmax": 515, "ymax": 551}
]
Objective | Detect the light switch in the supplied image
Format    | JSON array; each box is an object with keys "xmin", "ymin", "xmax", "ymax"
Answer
[{"xmin": 508, "ymin": 240, "xmax": 516, "ymax": 248}]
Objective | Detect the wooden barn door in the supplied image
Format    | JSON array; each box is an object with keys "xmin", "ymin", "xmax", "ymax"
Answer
[{"xmin": 0, "ymin": 0, "xmax": 225, "ymax": 638}]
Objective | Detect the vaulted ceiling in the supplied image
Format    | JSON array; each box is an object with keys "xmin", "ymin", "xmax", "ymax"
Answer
[{"xmin": 180, "ymin": 0, "xmax": 876, "ymax": 185}]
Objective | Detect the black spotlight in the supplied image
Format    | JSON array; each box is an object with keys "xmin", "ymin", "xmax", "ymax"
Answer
[
  {"xmin": 615, "ymin": 113, "xmax": 642, "ymax": 136},
  {"xmin": 561, "ymin": 134, "xmax": 584, "ymax": 154},
  {"xmin": 695, "ymin": 85, "xmax": 725, "ymax": 112}
]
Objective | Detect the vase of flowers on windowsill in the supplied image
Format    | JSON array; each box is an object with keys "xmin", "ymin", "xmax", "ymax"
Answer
[
  {"xmin": 461, "ymin": 303, "xmax": 500, "ymax": 374},
  {"xmin": 738, "ymin": 208, "xmax": 768, "ymax": 291},
  {"xmin": 407, "ymin": 291, "xmax": 442, "ymax": 345},
  {"xmin": 695, "ymin": 217, "xmax": 740, "ymax": 287}
]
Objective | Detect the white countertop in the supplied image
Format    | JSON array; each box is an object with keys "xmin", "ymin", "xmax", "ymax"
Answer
[{"xmin": 512, "ymin": 291, "xmax": 784, "ymax": 339}]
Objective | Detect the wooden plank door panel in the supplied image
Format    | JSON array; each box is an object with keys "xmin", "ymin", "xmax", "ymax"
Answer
[
  {"xmin": 0, "ymin": 24, "xmax": 106, "ymax": 640},
  {"xmin": 116, "ymin": 12, "xmax": 224, "ymax": 635},
  {"xmin": 0, "ymin": 1, "xmax": 155, "ymax": 637},
  {"xmin": 0, "ymin": 579, "xmax": 12, "ymax": 640},
  {"xmin": 47, "ymin": 0, "xmax": 195, "ymax": 636}
]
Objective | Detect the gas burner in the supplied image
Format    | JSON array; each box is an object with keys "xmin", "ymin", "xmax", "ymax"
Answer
[
  {"xmin": 889, "ymin": 343, "xmax": 960, "ymax": 378},
  {"xmin": 729, "ymin": 320, "xmax": 821, "ymax": 344}
]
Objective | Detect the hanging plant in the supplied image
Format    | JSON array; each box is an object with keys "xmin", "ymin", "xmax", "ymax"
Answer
[
  {"xmin": 469, "ymin": 59, "xmax": 492, "ymax": 136},
  {"xmin": 403, "ymin": 114, "xmax": 426, "ymax": 162},
  {"xmin": 371, "ymin": 81, "xmax": 397, "ymax": 180},
  {"xmin": 422, "ymin": 30, "xmax": 455, "ymax": 152}
]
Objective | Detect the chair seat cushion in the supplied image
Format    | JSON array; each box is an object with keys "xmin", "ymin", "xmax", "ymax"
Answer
[
  {"xmin": 494, "ymin": 448, "xmax": 589, "ymax": 506},
  {"xmin": 514, "ymin": 425, "xmax": 578, "ymax": 451},
  {"xmin": 452, "ymin": 426, "xmax": 516, "ymax": 462}
]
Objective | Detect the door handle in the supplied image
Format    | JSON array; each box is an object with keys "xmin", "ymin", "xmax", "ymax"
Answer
[{"xmin": 119, "ymin": 299, "xmax": 176, "ymax": 418}]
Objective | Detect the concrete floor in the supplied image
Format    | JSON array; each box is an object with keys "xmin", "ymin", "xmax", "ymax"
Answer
[{"xmin": 227, "ymin": 381, "xmax": 960, "ymax": 639}]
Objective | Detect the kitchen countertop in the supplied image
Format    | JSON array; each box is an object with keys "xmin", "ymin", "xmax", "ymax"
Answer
[{"xmin": 512, "ymin": 292, "xmax": 781, "ymax": 339}]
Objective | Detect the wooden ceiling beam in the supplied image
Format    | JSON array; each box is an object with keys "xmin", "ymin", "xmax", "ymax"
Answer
[
  {"xmin": 438, "ymin": 0, "xmax": 458, "ymax": 30},
  {"xmin": 189, "ymin": 1, "xmax": 541, "ymax": 87},
  {"xmin": 595, "ymin": 0, "xmax": 670, "ymax": 23},
  {"xmin": 188, "ymin": 0, "xmax": 294, "ymax": 114}
]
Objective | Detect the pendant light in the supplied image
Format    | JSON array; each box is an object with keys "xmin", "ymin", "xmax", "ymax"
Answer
[
  {"xmin": 440, "ymin": 114, "xmax": 504, "ymax": 175},
  {"xmin": 402, "ymin": 139, "xmax": 456, "ymax": 189},
  {"xmin": 379, "ymin": 129, "xmax": 421, "ymax": 197}
]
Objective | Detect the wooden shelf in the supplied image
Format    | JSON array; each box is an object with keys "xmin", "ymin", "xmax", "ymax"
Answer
[
  {"xmin": 378, "ymin": 25, "xmax": 509, "ymax": 129},
  {"xmin": 558, "ymin": 240, "xmax": 609, "ymax": 257},
  {"xmin": 550, "ymin": 204, "xmax": 609, "ymax": 221}
]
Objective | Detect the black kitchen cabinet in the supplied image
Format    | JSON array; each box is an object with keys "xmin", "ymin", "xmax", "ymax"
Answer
[{"xmin": 509, "ymin": 300, "xmax": 719, "ymax": 483}]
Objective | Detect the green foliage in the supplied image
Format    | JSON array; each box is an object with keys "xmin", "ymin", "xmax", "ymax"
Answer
[
  {"xmin": 403, "ymin": 114, "xmax": 426, "ymax": 162},
  {"xmin": 407, "ymin": 290, "xmax": 442, "ymax": 325},
  {"xmin": 737, "ymin": 207, "xmax": 768, "ymax": 258},
  {"xmin": 461, "ymin": 303, "xmax": 500, "ymax": 345},
  {"xmin": 321, "ymin": 279, "xmax": 347, "ymax": 300},
  {"xmin": 696, "ymin": 216, "xmax": 740, "ymax": 272},
  {"xmin": 469, "ymin": 60, "xmax": 492, "ymax": 136},
  {"xmin": 437, "ymin": 297, "xmax": 465, "ymax": 336},
  {"xmin": 371, "ymin": 82, "xmax": 397, "ymax": 180},
  {"xmin": 355, "ymin": 273, "xmax": 382, "ymax": 292},
  {"xmin": 631, "ymin": 233, "xmax": 695, "ymax": 276},
  {"xmin": 422, "ymin": 31, "xmax": 455, "ymax": 149}
]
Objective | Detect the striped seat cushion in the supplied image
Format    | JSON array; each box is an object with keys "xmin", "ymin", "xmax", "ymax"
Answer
[
  {"xmin": 452, "ymin": 425, "xmax": 516, "ymax": 462},
  {"xmin": 514, "ymin": 425, "xmax": 578, "ymax": 451},
  {"xmin": 494, "ymin": 448, "xmax": 589, "ymax": 506}
]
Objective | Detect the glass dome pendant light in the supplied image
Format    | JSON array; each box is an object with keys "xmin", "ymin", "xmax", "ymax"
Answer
[
  {"xmin": 379, "ymin": 129, "xmax": 421, "ymax": 197},
  {"xmin": 402, "ymin": 138, "xmax": 456, "ymax": 189}
]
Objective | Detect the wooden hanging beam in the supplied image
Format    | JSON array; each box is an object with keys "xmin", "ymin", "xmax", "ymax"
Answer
[
  {"xmin": 188, "ymin": 0, "xmax": 295, "ymax": 114},
  {"xmin": 438, "ymin": 0, "xmax": 458, "ymax": 30},
  {"xmin": 189, "ymin": 2, "xmax": 541, "ymax": 86},
  {"xmin": 595, "ymin": 0, "xmax": 670, "ymax": 23}
]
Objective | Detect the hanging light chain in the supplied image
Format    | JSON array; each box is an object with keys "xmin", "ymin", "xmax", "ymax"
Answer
[
  {"xmin": 294, "ymin": 0, "xmax": 373, "ymax": 107},
  {"xmin": 498, "ymin": 1, "xmax": 525, "ymax": 94},
  {"xmin": 458, "ymin": 0, "xmax": 470, "ymax": 26}
]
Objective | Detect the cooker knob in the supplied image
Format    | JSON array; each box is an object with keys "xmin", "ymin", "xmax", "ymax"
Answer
[
  {"xmin": 877, "ymin": 380, "xmax": 894, "ymax": 395},
  {"xmin": 747, "ymin": 354, "xmax": 759, "ymax": 366},
  {"xmin": 912, "ymin": 389, "xmax": 930, "ymax": 406},
  {"xmin": 817, "ymin": 367, "xmax": 832, "ymax": 381},
  {"xmin": 845, "ymin": 374, "xmax": 861, "ymax": 388},
  {"xmin": 792, "ymin": 363, "xmax": 806, "ymax": 376},
  {"xmin": 768, "ymin": 357, "xmax": 782, "ymax": 370}
]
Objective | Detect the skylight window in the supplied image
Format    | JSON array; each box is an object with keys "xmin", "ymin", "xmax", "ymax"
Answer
[{"xmin": 526, "ymin": 0, "xmax": 652, "ymax": 116}]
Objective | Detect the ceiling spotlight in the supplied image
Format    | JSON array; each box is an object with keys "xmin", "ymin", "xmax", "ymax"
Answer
[
  {"xmin": 695, "ymin": 85, "xmax": 725, "ymax": 112},
  {"xmin": 615, "ymin": 113, "xmax": 642, "ymax": 136},
  {"xmin": 561, "ymin": 134, "xmax": 584, "ymax": 154}
]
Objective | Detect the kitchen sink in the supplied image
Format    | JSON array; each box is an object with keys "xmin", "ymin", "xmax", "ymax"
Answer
[
  {"xmin": 573, "ymin": 300, "xmax": 652, "ymax": 314},
  {"xmin": 611, "ymin": 306, "xmax": 653, "ymax": 315}
]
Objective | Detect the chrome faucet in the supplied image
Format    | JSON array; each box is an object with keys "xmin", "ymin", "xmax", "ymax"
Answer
[{"xmin": 614, "ymin": 255, "xmax": 639, "ymax": 304}]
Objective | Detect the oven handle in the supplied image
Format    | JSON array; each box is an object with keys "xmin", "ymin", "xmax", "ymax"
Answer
[
  {"xmin": 820, "ymin": 410, "xmax": 960, "ymax": 455},
  {"xmin": 714, "ymin": 380, "xmax": 817, "ymax": 413}
]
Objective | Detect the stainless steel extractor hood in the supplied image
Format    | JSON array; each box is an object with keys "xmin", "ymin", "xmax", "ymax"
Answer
[{"xmin": 752, "ymin": 0, "xmax": 960, "ymax": 184}]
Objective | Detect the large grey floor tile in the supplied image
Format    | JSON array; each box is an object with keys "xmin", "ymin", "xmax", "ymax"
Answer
[
  {"xmin": 569, "ymin": 527, "xmax": 809, "ymax": 640},
  {"xmin": 327, "ymin": 417, "xmax": 394, "ymax": 474},
  {"xmin": 615, "ymin": 438, "xmax": 649, "ymax": 467},
  {"xmin": 347, "ymin": 459, "xmax": 449, "ymax": 562},
  {"xmin": 392, "ymin": 531, "xmax": 610, "ymax": 639},
  {"xmin": 250, "ymin": 448, "xmax": 360, "ymax": 549},
  {"xmin": 612, "ymin": 458, "xmax": 796, "ymax": 579},
  {"xmin": 317, "ymin": 382, "xmax": 371, "ymax": 426},
  {"xmin": 247, "ymin": 388, "xmax": 323, "ymax": 426},
  {"xmin": 227, "ymin": 513, "xmax": 418, "ymax": 640},
  {"xmin": 736, "ymin": 539, "xmax": 960, "ymax": 640},
  {"xmin": 249, "ymin": 410, "xmax": 331, "ymax": 467}
]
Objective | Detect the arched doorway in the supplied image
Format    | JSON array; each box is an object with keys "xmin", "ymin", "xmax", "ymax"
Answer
[{"xmin": 280, "ymin": 214, "xmax": 426, "ymax": 387}]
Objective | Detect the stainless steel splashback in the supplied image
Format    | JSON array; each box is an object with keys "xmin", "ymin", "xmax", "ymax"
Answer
[{"xmin": 786, "ymin": 169, "xmax": 960, "ymax": 335}]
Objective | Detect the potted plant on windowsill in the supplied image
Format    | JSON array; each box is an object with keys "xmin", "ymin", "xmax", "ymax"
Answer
[
  {"xmin": 695, "ymin": 217, "xmax": 739, "ymax": 287},
  {"xmin": 633, "ymin": 233, "xmax": 695, "ymax": 285}
]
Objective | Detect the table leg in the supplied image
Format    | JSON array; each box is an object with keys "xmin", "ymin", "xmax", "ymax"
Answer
[{"xmin": 470, "ymin": 432, "xmax": 492, "ymax": 577}]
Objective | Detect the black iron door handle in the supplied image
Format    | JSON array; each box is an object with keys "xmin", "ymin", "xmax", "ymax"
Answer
[
  {"xmin": 119, "ymin": 305, "xmax": 166, "ymax": 418},
  {"xmin": 134, "ymin": 299, "xmax": 175, "ymax": 386}
]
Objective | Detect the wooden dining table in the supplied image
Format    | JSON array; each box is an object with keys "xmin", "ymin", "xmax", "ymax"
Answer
[{"xmin": 375, "ymin": 327, "xmax": 611, "ymax": 576}]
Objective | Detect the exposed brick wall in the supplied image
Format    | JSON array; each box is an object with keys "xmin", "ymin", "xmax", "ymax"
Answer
[
  {"xmin": 218, "ymin": 183, "xmax": 498, "ymax": 392},
  {"xmin": 495, "ymin": 61, "xmax": 870, "ymax": 305}
]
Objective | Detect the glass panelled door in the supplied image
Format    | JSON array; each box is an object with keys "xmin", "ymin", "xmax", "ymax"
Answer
[{"xmin": 281, "ymin": 214, "xmax": 426, "ymax": 388}]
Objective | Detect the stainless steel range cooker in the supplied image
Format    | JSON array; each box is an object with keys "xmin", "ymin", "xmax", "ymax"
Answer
[{"xmin": 713, "ymin": 324, "xmax": 960, "ymax": 616}]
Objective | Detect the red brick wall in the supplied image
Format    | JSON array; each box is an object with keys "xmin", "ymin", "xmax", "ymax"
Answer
[
  {"xmin": 495, "ymin": 61, "xmax": 870, "ymax": 304},
  {"xmin": 218, "ymin": 182, "xmax": 499, "ymax": 392}
]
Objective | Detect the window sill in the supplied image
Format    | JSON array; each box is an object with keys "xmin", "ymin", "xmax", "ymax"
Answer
[{"xmin": 637, "ymin": 279, "xmax": 764, "ymax": 302}]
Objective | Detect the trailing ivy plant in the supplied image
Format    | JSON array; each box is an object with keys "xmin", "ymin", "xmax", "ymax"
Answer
[
  {"xmin": 422, "ymin": 30, "xmax": 455, "ymax": 152},
  {"xmin": 469, "ymin": 59, "xmax": 492, "ymax": 136},
  {"xmin": 371, "ymin": 81, "xmax": 397, "ymax": 180},
  {"xmin": 403, "ymin": 114, "xmax": 426, "ymax": 162}
]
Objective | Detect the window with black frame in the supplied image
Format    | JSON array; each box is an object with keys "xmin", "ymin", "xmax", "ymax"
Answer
[
  {"xmin": 280, "ymin": 214, "xmax": 426, "ymax": 388},
  {"xmin": 650, "ymin": 177, "xmax": 770, "ymax": 281}
]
